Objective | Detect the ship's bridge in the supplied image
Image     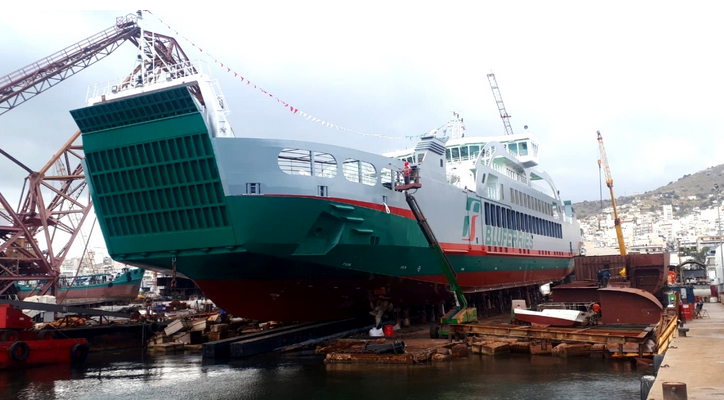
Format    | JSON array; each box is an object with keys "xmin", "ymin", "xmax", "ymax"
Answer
[{"xmin": 385, "ymin": 132, "xmax": 539, "ymax": 169}]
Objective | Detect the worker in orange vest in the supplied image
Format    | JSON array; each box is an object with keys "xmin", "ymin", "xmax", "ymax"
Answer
[
  {"xmin": 403, "ymin": 160, "xmax": 411, "ymax": 185},
  {"xmin": 591, "ymin": 303, "xmax": 601, "ymax": 325}
]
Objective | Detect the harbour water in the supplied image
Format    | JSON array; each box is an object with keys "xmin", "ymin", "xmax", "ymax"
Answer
[{"xmin": 3, "ymin": 349, "xmax": 645, "ymax": 400}]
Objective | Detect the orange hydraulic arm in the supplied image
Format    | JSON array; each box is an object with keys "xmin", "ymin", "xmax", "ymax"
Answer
[{"xmin": 597, "ymin": 131, "xmax": 627, "ymax": 256}]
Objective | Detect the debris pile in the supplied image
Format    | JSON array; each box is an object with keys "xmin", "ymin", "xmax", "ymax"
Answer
[{"xmin": 147, "ymin": 314, "xmax": 284, "ymax": 352}]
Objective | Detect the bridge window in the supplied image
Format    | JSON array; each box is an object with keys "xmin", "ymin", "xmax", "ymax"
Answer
[
  {"xmin": 451, "ymin": 147, "xmax": 460, "ymax": 162},
  {"xmin": 519, "ymin": 142, "xmax": 528, "ymax": 156},
  {"xmin": 470, "ymin": 145, "xmax": 480, "ymax": 159},
  {"xmin": 460, "ymin": 146, "xmax": 469, "ymax": 161}
]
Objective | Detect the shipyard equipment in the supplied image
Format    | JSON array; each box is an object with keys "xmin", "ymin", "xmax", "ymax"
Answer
[
  {"xmin": 0, "ymin": 12, "xmax": 195, "ymax": 297},
  {"xmin": 401, "ymin": 192, "xmax": 477, "ymax": 338},
  {"xmin": 487, "ymin": 73, "xmax": 514, "ymax": 135},
  {"xmin": 597, "ymin": 131, "xmax": 627, "ymax": 258}
]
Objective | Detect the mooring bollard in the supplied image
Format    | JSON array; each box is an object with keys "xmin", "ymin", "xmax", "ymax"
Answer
[{"xmin": 662, "ymin": 381, "xmax": 687, "ymax": 400}]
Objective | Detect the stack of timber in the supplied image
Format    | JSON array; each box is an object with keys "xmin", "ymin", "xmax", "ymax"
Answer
[{"xmin": 320, "ymin": 338, "xmax": 469, "ymax": 364}]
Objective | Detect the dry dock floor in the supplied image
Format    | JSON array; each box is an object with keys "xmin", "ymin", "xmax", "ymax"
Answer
[{"xmin": 648, "ymin": 301, "xmax": 724, "ymax": 399}]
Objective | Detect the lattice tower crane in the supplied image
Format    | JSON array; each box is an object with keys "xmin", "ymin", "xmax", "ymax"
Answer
[
  {"xmin": 597, "ymin": 130, "xmax": 627, "ymax": 256},
  {"xmin": 0, "ymin": 11, "xmax": 198, "ymax": 297},
  {"xmin": 486, "ymin": 73, "xmax": 514, "ymax": 135}
]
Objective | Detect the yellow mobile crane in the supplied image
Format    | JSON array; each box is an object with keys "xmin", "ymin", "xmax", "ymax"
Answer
[{"xmin": 597, "ymin": 131, "xmax": 628, "ymax": 262}]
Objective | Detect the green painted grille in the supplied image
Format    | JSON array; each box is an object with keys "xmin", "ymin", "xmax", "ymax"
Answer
[
  {"xmin": 71, "ymin": 86, "xmax": 198, "ymax": 133},
  {"xmin": 85, "ymin": 132, "xmax": 229, "ymax": 237}
]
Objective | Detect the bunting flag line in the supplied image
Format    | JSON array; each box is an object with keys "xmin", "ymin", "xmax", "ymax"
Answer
[{"xmin": 143, "ymin": 10, "xmax": 425, "ymax": 141}]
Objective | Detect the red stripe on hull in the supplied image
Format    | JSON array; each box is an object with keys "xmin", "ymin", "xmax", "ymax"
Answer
[{"xmin": 264, "ymin": 194, "xmax": 415, "ymax": 219}]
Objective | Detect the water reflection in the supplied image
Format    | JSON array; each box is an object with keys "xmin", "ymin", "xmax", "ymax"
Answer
[{"xmin": 1, "ymin": 350, "xmax": 644, "ymax": 400}]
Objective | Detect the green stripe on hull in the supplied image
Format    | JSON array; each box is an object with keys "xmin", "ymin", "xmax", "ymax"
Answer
[{"xmin": 108, "ymin": 194, "xmax": 571, "ymax": 282}]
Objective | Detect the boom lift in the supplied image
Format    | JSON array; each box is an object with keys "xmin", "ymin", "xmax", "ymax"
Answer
[
  {"xmin": 597, "ymin": 131, "xmax": 627, "ymax": 257},
  {"xmin": 400, "ymin": 191, "xmax": 477, "ymax": 338}
]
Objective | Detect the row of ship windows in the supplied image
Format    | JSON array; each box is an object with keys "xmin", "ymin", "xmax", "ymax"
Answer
[
  {"xmin": 277, "ymin": 148, "xmax": 399, "ymax": 189},
  {"xmin": 509, "ymin": 187, "xmax": 554, "ymax": 216},
  {"xmin": 485, "ymin": 202, "xmax": 562, "ymax": 238}
]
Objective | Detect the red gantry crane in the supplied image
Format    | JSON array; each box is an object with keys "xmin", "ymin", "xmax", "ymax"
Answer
[
  {"xmin": 0, "ymin": 11, "xmax": 197, "ymax": 298},
  {"xmin": 597, "ymin": 130, "xmax": 627, "ymax": 257},
  {"xmin": 486, "ymin": 72, "xmax": 514, "ymax": 135}
]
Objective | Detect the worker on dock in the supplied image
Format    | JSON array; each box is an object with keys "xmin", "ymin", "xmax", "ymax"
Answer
[
  {"xmin": 597, "ymin": 269, "xmax": 603, "ymax": 287},
  {"xmin": 591, "ymin": 303, "xmax": 601, "ymax": 325},
  {"xmin": 601, "ymin": 270, "xmax": 611, "ymax": 287}
]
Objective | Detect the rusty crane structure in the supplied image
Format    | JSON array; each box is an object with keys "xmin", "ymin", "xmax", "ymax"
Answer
[{"xmin": 0, "ymin": 11, "xmax": 197, "ymax": 298}]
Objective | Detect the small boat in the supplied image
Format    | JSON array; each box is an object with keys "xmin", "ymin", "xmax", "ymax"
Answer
[
  {"xmin": 15, "ymin": 267, "xmax": 144, "ymax": 306},
  {"xmin": 0, "ymin": 305, "xmax": 89, "ymax": 369},
  {"xmin": 514, "ymin": 308, "xmax": 587, "ymax": 327}
]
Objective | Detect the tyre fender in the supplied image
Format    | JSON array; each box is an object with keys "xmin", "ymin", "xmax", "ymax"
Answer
[
  {"xmin": 9, "ymin": 341, "xmax": 30, "ymax": 362},
  {"xmin": 70, "ymin": 343, "xmax": 89, "ymax": 363}
]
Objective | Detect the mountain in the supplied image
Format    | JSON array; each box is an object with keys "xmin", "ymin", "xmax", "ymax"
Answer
[{"xmin": 573, "ymin": 164, "xmax": 724, "ymax": 220}]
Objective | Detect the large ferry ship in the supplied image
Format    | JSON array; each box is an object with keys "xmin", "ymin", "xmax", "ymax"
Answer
[{"xmin": 69, "ymin": 38, "xmax": 582, "ymax": 322}]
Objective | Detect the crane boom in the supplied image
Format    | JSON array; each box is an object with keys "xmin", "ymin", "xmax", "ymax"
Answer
[
  {"xmin": 0, "ymin": 15, "xmax": 140, "ymax": 116},
  {"xmin": 0, "ymin": 12, "xmax": 202, "ymax": 116},
  {"xmin": 597, "ymin": 130, "xmax": 627, "ymax": 256},
  {"xmin": 486, "ymin": 73, "xmax": 514, "ymax": 135}
]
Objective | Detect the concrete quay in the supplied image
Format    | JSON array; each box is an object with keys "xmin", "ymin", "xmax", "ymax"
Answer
[{"xmin": 647, "ymin": 301, "xmax": 724, "ymax": 399}]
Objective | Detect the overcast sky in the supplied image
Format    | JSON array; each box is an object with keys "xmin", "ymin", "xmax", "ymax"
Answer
[{"xmin": 2, "ymin": 4, "xmax": 723, "ymax": 256}]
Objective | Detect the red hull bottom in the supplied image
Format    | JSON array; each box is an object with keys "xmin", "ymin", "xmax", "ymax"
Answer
[
  {"xmin": 195, "ymin": 268, "xmax": 573, "ymax": 322},
  {"xmin": 195, "ymin": 277, "xmax": 450, "ymax": 322}
]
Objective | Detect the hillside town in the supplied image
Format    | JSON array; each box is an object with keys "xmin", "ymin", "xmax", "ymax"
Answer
[{"xmin": 580, "ymin": 193, "xmax": 724, "ymax": 263}]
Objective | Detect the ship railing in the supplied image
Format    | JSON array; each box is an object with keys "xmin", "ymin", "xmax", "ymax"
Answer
[
  {"xmin": 490, "ymin": 162, "xmax": 527, "ymax": 184},
  {"xmin": 86, "ymin": 59, "xmax": 210, "ymax": 103}
]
